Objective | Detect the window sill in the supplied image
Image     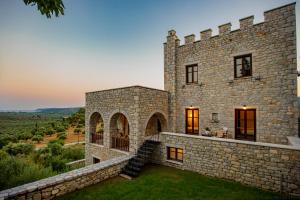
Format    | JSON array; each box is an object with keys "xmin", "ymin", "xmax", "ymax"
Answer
[
  {"xmin": 234, "ymin": 76, "xmax": 252, "ymax": 80},
  {"xmin": 90, "ymin": 143, "xmax": 104, "ymax": 148},
  {"xmin": 166, "ymin": 159, "xmax": 183, "ymax": 165}
]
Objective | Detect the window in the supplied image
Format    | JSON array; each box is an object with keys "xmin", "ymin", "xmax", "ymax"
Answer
[
  {"xmin": 234, "ymin": 54, "xmax": 252, "ymax": 78},
  {"xmin": 235, "ymin": 109, "xmax": 256, "ymax": 141},
  {"xmin": 186, "ymin": 64, "xmax": 198, "ymax": 84},
  {"xmin": 212, "ymin": 113, "xmax": 219, "ymax": 122},
  {"xmin": 93, "ymin": 157, "xmax": 100, "ymax": 164},
  {"xmin": 186, "ymin": 108, "xmax": 199, "ymax": 134},
  {"xmin": 167, "ymin": 147, "xmax": 183, "ymax": 162}
]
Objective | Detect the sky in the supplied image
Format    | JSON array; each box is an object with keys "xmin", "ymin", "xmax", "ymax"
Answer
[{"xmin": 0, "ymin": 0, "xmax": 299, "ymax": 110}]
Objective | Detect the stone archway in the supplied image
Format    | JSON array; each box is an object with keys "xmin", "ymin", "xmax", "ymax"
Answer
[
  {"xmin": 89, "ymin": 112, "xmax": 104, "ymax": 145},
  {"xmin": 145, "ymin": 112, "xmax": 167, "ymax": 136},
  {"xmin": 109, "ymin": 113, "xmax": 129, "ymax": 151}
]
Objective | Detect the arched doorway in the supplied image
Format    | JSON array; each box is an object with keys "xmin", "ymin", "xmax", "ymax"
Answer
[
  {"xmin": 110, "ymin": 113, "xmax": 129, "ymax": 151},
  {"xmin": 145, "ymin": 112, "xmax": 167, "ymax": 137},
  {"xmin": 89, "ymin": 112, "xmax": 104, "ymax": 145}
]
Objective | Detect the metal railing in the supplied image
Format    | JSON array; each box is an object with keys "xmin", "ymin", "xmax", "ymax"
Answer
[
  {"xmin": 145, "ymin": 133, "xmax": 160, "ymax": 142},
  {"xmin": 91, "ymin": 133, "xmax": 104, "ymax": 145},
  {"xmin": 111, "ymin": 136, "xmax": 129, "ymax": 152}
]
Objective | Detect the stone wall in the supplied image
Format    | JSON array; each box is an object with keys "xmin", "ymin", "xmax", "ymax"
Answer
[
  {"xmin": 152, "ymin": 132, "xmax": 300, "ymax": 195},
  {"xmin": 164, "ymin": 3, "xmax": 298, "ymax": 144},
  {"xmin": 85, "ymin": 86, "xmax": 168, "ymax": 165},
  {"xmin": 0, "ymin": 156, "xmax": 131, "ymax": 200}
]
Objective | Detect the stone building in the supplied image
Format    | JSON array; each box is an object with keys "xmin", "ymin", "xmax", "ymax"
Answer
[{"xmin": 85, "ymin": 3, "xmax": 298, "ymax": 165}]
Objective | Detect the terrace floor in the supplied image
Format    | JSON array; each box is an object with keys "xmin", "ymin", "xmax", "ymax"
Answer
[{"xmin": 59, "ymin": 164, "xmax": 282, "ymax": 200}]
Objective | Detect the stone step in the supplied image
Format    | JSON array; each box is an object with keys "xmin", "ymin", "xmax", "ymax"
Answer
[
  {"xmin": 119, "ymin": 173, "xmax": 132, "ymax": 180},
  {"xmin": 122, "ymin": 168, "xmax": 138, "ymax": 177},
  {"xmin": 129, "ymin": 160, "xmax": 144, "ymax": 168},
  {"xmin": 125, "ymin": 164, "xmax": 141, "ymax": 172}
]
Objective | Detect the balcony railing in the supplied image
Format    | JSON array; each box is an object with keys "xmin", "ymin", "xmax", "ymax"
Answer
[
  {"xmin": 111, "ymin": 135, "xmax": 129, "ymax": 152},
  {"xmin": 91, "ymin": 133, "xmax": 104, "ymax": 145}
]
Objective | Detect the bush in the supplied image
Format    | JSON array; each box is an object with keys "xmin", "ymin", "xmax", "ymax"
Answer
[
  {"xmin": 0, "ymin": 134, "xmax": 17, "ymax": 148},
  {"xmin": 50, "ymin": 156, "xmax": 67, "ymax": 172},
  {"xmin": 62, "ymin": 146, "xmax": 84, "ymax": 161},
  {"xmin": 74, "ymin": 128, "xmax": 81, "ymax": 134},
  {"xmin": 55, "ymin": 126, "xmax": 65, "ymax": 132},
  {"xmin": 57, "ymin": 132, "xmax": 66, "ymax": 140},
  {"xmin": 0, "ymin": 156, "xmax": 55, "ymax": 190},
  {"xmin": 32, "ymin": 148, "xmax": 51, "ymax": 166},
  {"xmin": 0, "ymin": 150, "xmax": 8, "ymax": 160},
  {"xmin": 32, "ymin": 135, "xmax": 43, "ymax": 143},
  {"xmin": 48, "ymin": 142, "xmax": 62, "ymax": 156},
  {"xmin": 45, "ymin": 128, "xmax": 55, "ymax": 136},
  {"xmin": 4, "ymin": 143, "xmax": 34, "ymax": 156},
  {"xmin": 76, "ymin": 124, "xmax": 83, "ymax": 128},
  {"xmin": 35, "ymin": 130, "xmax": 45, "ymax": 137},
  {"xmin": 18, "ymin": 132, "xmax": 33, "ymax": 140},
  {"xmin": 48, "ymin": 139, "xmax": 64, "ymax": 146}
]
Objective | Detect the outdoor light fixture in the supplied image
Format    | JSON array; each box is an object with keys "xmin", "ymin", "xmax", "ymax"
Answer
[
  {"xmin": 243, "ymin": 105, "xmax": 247, "ymax": 110},
  {"xmin": 189, "ymin": 105, "xmax": 193, "ymax": 108}
]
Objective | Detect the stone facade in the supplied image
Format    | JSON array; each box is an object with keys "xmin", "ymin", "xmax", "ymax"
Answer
[
  {"xmin": 164, "ymin": 3, "xmax": 298, "ymax": 144},
  {"xmin": 0, "ymin": 156, "xmax": 131, "ymax": 200},
  {"xmin": 152, "ymin": 132, "xmax": 300, "ymax": 195},
  {"xmin": 85, "ymin": 86, "xmax": 168, "ymax": 165}
]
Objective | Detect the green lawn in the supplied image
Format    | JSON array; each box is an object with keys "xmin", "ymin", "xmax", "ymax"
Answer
[{"xmin": 59, "ymin": 164, "xmax": 282, "ymax": 200}]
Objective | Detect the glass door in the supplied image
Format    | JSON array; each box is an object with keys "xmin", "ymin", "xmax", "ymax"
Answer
[
  {"xmin": 186, "ymin": 108, "xmax": 199, "ymax": 134},
  {"xmin": 235, "ymin": 109, "xmax": 256, "ymax": 141}
]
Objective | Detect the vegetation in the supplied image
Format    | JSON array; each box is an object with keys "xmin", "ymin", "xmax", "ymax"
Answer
[
  {"xmin": 59, "ymin": 165, "xmax": 282, "ymax": 200},
  {"xmin": 23, "ymin": 0, "xmax": 65, "ymax": 18},
  {"xmin": 0, "ymin": 108, "xmax": 85, "ymax": 190}
]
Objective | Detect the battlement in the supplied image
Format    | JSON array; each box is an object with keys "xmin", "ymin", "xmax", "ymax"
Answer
[{"xmin": 167, "ymin": 2, "xmax": 295, "ymax": 46}]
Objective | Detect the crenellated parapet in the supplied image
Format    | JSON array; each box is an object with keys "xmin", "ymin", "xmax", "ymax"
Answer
[{"xmin": 165, "ymin": 2, "xmax": 295, "ymax": 46}]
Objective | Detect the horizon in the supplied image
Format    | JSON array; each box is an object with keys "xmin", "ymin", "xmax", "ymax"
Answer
[{"xmin": 0, "ymin": 0, "xmax": 299, "ymax": 110}]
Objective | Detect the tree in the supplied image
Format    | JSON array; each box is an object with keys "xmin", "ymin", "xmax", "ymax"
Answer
[
  {"xmin": 32, "ymin": 135, "xmax": 43, "ymax": 143},
  {"xmin": 23, "ymin": 0, "xmax": 65, "ymax": 18}
]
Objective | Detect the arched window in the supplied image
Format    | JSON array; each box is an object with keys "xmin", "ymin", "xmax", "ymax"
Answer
[
  {"xmin": 110, "ymin": 113, "xmax": 129, "ymax": 151},
  {"xmin": 145, "ymin": 112, "xmax": 167, "ymax": 137},
  {"xmin": 89, "ymin": 112, "xmax": 104, "ymax": 145}
]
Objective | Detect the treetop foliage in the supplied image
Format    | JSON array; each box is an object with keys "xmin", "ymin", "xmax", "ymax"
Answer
[{"xmin": 23, "ymin": 0, "xmax": 65, "ymax": 18}]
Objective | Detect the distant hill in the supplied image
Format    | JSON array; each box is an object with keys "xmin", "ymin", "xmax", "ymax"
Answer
[{"xmin": 35, "ymin": 107, "xmax": 81, "ymax": 114}]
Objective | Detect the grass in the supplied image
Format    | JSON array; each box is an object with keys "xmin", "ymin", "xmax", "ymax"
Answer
[{"xmin": 59, "ymin": 164, "xmax": 281, "ymax": 200}]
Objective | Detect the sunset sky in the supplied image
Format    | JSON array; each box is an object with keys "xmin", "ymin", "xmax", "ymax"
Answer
[{"xmin": 0, "ymin": 0, "xmax": 299, "ymax": 110}]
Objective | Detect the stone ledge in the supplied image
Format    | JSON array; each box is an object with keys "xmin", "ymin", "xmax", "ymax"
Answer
[
  {"xmin": 0, "ymin": 155, "xmax": 132, "ymax": 199},
  {"xmin": 161, "ymin": 132, "xmax": 300, "ymax": 151}
]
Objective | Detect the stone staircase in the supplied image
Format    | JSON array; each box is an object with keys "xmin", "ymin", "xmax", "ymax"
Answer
[{"xmin": 121, "ymin": 139, "xmax": 160, "ymax": 177}]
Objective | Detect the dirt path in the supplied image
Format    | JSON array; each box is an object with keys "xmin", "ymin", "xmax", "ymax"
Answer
[{"xmin": 34, "ymin": 127, "xmax": 85, "ymax": 148}]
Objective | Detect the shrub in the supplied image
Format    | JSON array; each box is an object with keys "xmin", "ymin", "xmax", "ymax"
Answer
[
  {"xmin": 55, "ymin": 126, "xmax": 65, "ymax": 132},
  {"xmin": 18, "ymin": 132, "xmax": 33, "ymax": 140},
  {"xmin": 76, "ymin": 124, "xmax": 83, "ymax": 128},
  {"xmin": 32, "ymin": 148, "xmax": 51, "ymax": 166},
  {"xmin": 0, "ymin": 134, "xmax": 17, "ymax": 148},
  {"xmin": 62, "ymin": 146, "xmax": 84, "ymax": 161},
  {"xmin": 35, "ymin": 130, "xmax": 45, "ymax": 137},
  {"xmin": 48, "ymin": 139, "xmax": 64, "ymax": 146},
  {"xmin": 4, "ymin": 143, "xmax": 34, "ymax": 156},
  {"xmin": 46, "ymin": 128, "xmax": 55, "ymax": 136},
  {"xmin": 74, "ymin": 128, "xmax": 81, "ymax": 134},
  {"xmin": 32, "ymin": 135, "xmax": 43, "ymax": 143},
  {"xmin": 0, "ymin": 156, "xmax": 55, "ymax": 190},
  {"xmin": 48, "ymin": 142, "xmax": 62, "ymax": 156},
  {"xmin": 57, "ymin": 132, "xmax": 66, "ymax": 140},
  {"xmin": 50, "ymin": 156, "xmax": 67, "ymax": 172},
  {"xmin": 0, "ymin": 150, "xmax": 8, "ymax": 160}
]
